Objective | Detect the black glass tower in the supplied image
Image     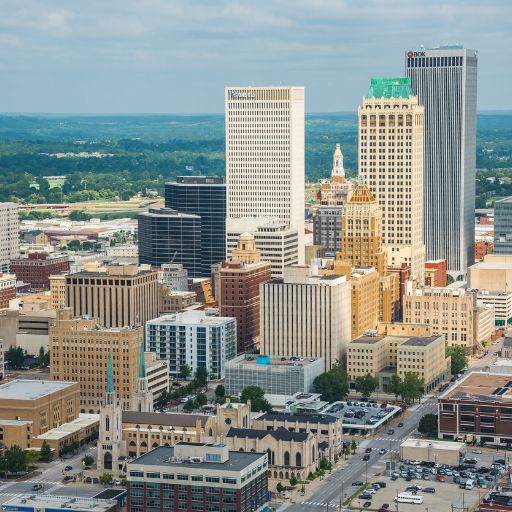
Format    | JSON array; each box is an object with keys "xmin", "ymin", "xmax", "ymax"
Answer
[{"xmin": 165, "ymin": 176, "xmax": 226, "ymax": 277}]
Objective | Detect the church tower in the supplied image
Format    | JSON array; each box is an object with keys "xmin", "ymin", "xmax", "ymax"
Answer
[
  {"xmin": 97, "ymin": 352, "xmax": 126, "ymax": 472},
  {"xmin": 332, "ymin": 143, "xmax": 345, "ymax": 180},
  {"xmin": 131, "ymin": 342, "xmax": 154, "ymax": 413}
]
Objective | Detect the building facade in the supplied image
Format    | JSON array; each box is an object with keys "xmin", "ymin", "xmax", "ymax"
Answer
[
  {"xmin": 406, "ymin": 46, "xmax": 478, "ymax": 278},
  {"xmin": 469, "ymin": 254, "xmax": 512, "ymax": 292},
  {"xmin": 10, "ymin": 253, "xmax": 70, "ymax": 291},
  {"xmin": 49, "ymin": 274, "xmax": 67, "ymax": 309},
  {"xmin": 146, "ymin": 311, "xmax": 237, "ymax": 380},
  {"xmin": 424, "ymin": 259, "xmax": 447, "ymax": 287},
  {"xmin": 138, "ymin": 208, "xmax": 202, "ymax": 277},
  {"xmin": 0, "ymin": 203, "xmax": 19, "ymax": 273},
  {"xmin": 260, "ymin": 266, "xmax": 351, "ymax": 370},
  {"xmin": 65, "ymin": 263, "xmax": 159, "ymax": 329},
  {"xmin": 165, "ymin": 176, "xmax": 226, "ymax": 277},
  {"xmin": 476, "ymin": 291, "xmax": 512, "ymax": 326},
  {"xmin": 225, "ymin": 86, "xmax": 305, "ymax": 264},
  {"xmin": 358, "ymin": 78, "xmax": 425, "ymax": 281},
  {"xmin": 159, "ymin": 263, "xmax": 188, "ymax": 292},
  {"xmin": 0, "ymin": 273, "xmax": 16, "ymax": 309},
  {"xmin": 494, "ymin": 197, "xmax": 512, "ymax": 255},
  {"xmin": 219, "ymin": 233, "xmax": 272, "ymax": 353}
]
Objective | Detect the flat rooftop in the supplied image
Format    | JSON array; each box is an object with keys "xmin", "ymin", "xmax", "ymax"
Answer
[
  {"xmin": 0, "ymin": 379, "xmax": 76, "ymax": 401},
  {"xmin": 228, "ymin": 355, "xmax": 321, "ymax": 368},
  {"xmin": 401, "ymin": 336, "xmax": 441, "ymax": 347},
  {"xmin": 1, "ymin": 495, "xmax": 115, "ymax": 512},
  {"xmin": 401, "ymin": 438, "xmax": 465, "ymax": 451},
  {"xmin": 351, "ymin": 335, "xmax": 385, "ymax": 344},
  {"xmin": 35, "ymin": 414, "xmax": 99, "ymax": 441},
  {"xmin": 130, "ymin": 445, "xmax": 264, "ymax": 472},
  {"xmin": 441, "ymin": 372, "xmax": 512, "ymax": 401}
]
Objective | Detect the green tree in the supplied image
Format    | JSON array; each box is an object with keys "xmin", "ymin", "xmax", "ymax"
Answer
[
  {"xmin": 400, "ymin": 372, "xmax": 424, "ymax": 404},
  {"xmin": 351, "ymin": 440, "xmax": 357, "ymax": 454},
  {"xmin": 355, "ymin": 373, "xmax": 379, "ymax": 399},
  {"xmin": 82, "ymin": 455, "xmax": 94, "ymax": 467},
  {"xmin": 446, "ymin": 345, "xmax": 468, "ymax": 375},
  {"xmin": 179, "ymin": 364, "xmax": 192, "ymax": 380},
  {"xmin": 5, "ymin": 346, "xmax": 25, "ymax": 369},
  {"xmin": 183, "ymin": 399, "xmax": 196, "ymax": 412},
  {"xmin": 418, "ymin": 413, "xmax": 439, "ymax": 438},
  {"xmin": 387, "ymin": 373, "xmax": 403, "ymax": 400},
  {"xmin": 99, "ymin": 472, "xmax": 113, "ymax": 485},
  {"xmin": 215, "ymin": 384, "xmax": 225, "ymax": 398},
  {"xmin": 343, "ymin": 445, "xmax": 351, "ymax": 459},
  {"xmin": 313, "ymin": 362, "xmax": 349, "ymax": 401},
  {"xmin": 319, "ymin": 457, "xmax": 331, "ymax": 471},
  {"xmin": 4, "ymin": 445, "xmax": 27, "ymax": 474},
  {"xmin": 39, "ymin": 441, "xmax": 53, "ymax": 462},
  {"xmin": 240, "ymin": 385, "xmax": 272, "ymax": 413},
  {"xmin": 290, "ymin": 474, "xmax": 298, "ymax": 486},
  {"xmin": 159, "ymin": 389, "xmax": 171, "ymax": 405},
  {"xmin": 69, "ymin": 210, "xmax": 92, "ymax": 221},
  {"xmin": 276, "ymin": 482, "xmax": 284, "ymax": 494},
  {"xmin": 195, "ymin": 393, "xmax": 207, "ymax": 407},
  {"xmin": 193, "ymin": 366, "xmax": 208, "ymax": 387}
]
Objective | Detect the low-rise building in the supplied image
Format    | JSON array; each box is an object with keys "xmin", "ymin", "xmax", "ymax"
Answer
[
  {"xmin": 469, "ymin": 254, "xmax": 512, "ymax": 293},
  {"xmin": 1, "ymin": 495, "xmax": 118, "ymax": 512},
  {"xmin": 399, "ymin": 439, "xmax": 466, "ymax": 466},
  {"xmin": 158, "ymin": 285, "xmax": 197, "ymax": 313},
  {"xmin": 146, "ymin": 311, "xmax": 237, "ymax": 380},
  {"xmin": 159, "ymin": 263, "xmax": 189, "ymax": 291},
  {"xmin": 10, "ymin": 253, "xmax": 69, "ymax": 291},
  {"xmin": 0, "ymin": 273, "xmax": 16, "ymax": 309},
  {"xmin": 424, "ymin": 259, "xmax": 447, "ymax": 287},
  {"xmin": 503, "ymin": 335, "xmax": 512, "ymax": 358},
  {"xmin": 225, "ymin": 355, "xmax": 324, "ymax": 396},
  {"xmin": 474, "ymin": 304, "xmax": 496, "ymax": 346},
  {"xmin": 126, "ymin": 443, "xmax": 269, "ymax": 512},
  {"xmin": 476, "ymin": 290, "xmax": 512, "ymax": 325},
  {"xmin": 438, "ymin": 372, "xmax": 512, "ymax": 446}
]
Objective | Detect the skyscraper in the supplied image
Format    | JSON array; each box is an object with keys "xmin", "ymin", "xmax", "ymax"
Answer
[
  {"xmin": 0, "ymin": 202, "xmax": 19, "ymax": 273},
  {"xmin": 225, "ymin": 86, "xmax": 305, "ymax": 264},
  {"xmin": 165, "ymin": 176, "xmax": 226, "ymax": 276},
  {"xmin": 359, "ymin": 78, "xmax": 425, "ymax": 281},
  {"xmin": 405, "ymin": 46, "xmax": 478, "ymax": 279}
]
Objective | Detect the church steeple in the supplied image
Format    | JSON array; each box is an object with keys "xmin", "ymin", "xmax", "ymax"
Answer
[
  {"xmin": 131, "ymin": 341, "xmax": 153, "ymax": 413},
  {"xmin": 138, "ymin": 340, "xmax": 146, "ymax": 381},
  {"xmin": 332, "ymin": 143, "xmax": 345, "ymax": 180},
  {"xmin": 106, "ymin": 351, "xmax": 115, "ymax": 406}
]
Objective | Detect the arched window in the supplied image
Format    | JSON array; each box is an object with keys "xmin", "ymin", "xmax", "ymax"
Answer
[
  {"xmin": 129, "ymin": 441, "xmax": 136, "ymax": 447},
  {"xmin": 140, "ymin": 441, "xmax": 147, "ymax": 447},
  {"xmin": 152, "ymin": 442, "xmax": 159, "ymax": 448},
  {"xmin": 239, "ymin": 448, "xmax": 244, "ymax": 451},
  {"xmin": 296, "ymin": 452, "xmax": 302, "ymax": 467},
  {"xmin": 284, "ymin": 451, "xmax": 290, "ymax": 466}
]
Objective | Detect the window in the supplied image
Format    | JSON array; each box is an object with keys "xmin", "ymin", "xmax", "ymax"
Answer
[
  {"xmin": 222, "ymin": 477, "xmax": 237, "ymax": 484},
  {"xmin": 177, "ymin": 474, "xmax": 189, "ymax": 481}
]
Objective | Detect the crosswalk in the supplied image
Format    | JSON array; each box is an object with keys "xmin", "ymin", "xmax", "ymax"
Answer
[{"xmin": 301, "ymin": 501, "xmax": 338, "ymax": 508}]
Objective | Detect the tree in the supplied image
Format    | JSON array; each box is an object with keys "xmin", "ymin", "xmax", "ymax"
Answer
[
  {"xmin": 159, "ymin": 389, "xmax": 171, "ymax": 405},
  {"xmin": 355, "ymin": 373, "xmax": 379, "ymax": 399},
  {"xmin": 179, "ymin": 364, "xmax": 192, "ymax": 380},
  {"xmin": 418, "ymin": 413, "xmax": 439, "ymax": 438},
  {"xmin": 446, "ymin": 345, "xmax": 468, "ymax": 375},
  {"xmin": 183, "ymin": 399, "xmax": 196, "ymax": 412},
  {"xmin": 351, "ymin": 440, "xmax": 357, "ymax": 454},
  {"xmin": 319, "ymin": 457, "xmax": 331, "ymax": 471},
  {"xmin": 343, "ymin": 445, "xmax": 351, "ymax": 459},
  {"xmin": 39, "ymin": 441, "xmax": 53, "ymax": 462},
  {"xmin": 276, "ymin": 482, "xmax": 284, "ymax": 494},
  {"xmin": 99, "ymin": 472, "xmax": 113, "ymax": 485},
  {"xmin": 82, "ymin": 455, "xmax": 94, "ymax": 467},
  {"xmin": 290, "ymin": 474, "xmax": 298, "ymax": 486},
  {"xmin": 215, "ymin": 384, "xmax": 225, "ymax": 398},
  {"xmin": 5, "ymin": 346, "xmax": 25, "ymax": 369},
  {"xmin": 240, "ymin": 385, "xmax": 272, "ymax": 413},
  {"xmin": 387, "ymin": 374, "xmax": 402, "ymax": 400},
  {"xmin": 194, "ymin": 366, "xmax": 208, "ymax": 387},
  {"xmin": 400, "ymin": 372, "xmax": 424, "ymax": 404},
  {"xmin": 4, "ymin": 445, "xmax": 27, "ymax": 474},
  {"xmin": 66, "ymin": 239, "xmax": 82, "ymax": 251},
  {"xmin": 313, "ymin": 362, "xmax": 349, "ymax": 401},
  {"xmin": 69, "ymin": 210, "xmax": 92, "ymax": 221},
  {"xmin": 195, "ymin": 393, "xmax": 207, "ymax": 407}
]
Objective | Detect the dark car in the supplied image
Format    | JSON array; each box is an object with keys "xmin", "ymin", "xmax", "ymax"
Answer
[
  {"xmin": 363, "ymin": 455, "xmax": 371, "ymax": 461},
  {"xmin": 391, "ymin": 474, "xmax": 398, "ymax": 481},
  {"xmin": 423, "ymin": 488, "xmax": 436, "ymax": 494},
  {"xmin": 64, "ymin": 465, "xmax": 72, "ymax": 471},
  {"xmin": 365, "ymin": 447, "xmax": 373, "ymax": 453},
  {"xmin": 380, "ymin": 505, "xmax": 390, "ymax": 510},
  {"xmin": 352, "ymin": 481, "xmax": 364, "ymax": 487},
  {"xmin": 375, "ymin": 482, "xmax": 387, "ymax": 488},
  {"xmin": 363, "ymin": 502, "xmax": 372, "ymax": 508},
  {"xmin": 32, "ymin": 484, "xmax": 42, "ymax": 491},
  {"xmin": 387, "ymin": 429, "xmax": 395, "ymax": 435},
  {"xmin": 359, "ymin": 494, "xmax": 372, "ymax": 500},
  {"xmin": 397, "ymin": 422, "xmax": 404, "ymax": 428},
  {"xmin": 485, "ymin": 475, "xmax": 495, "ymax": 482}
]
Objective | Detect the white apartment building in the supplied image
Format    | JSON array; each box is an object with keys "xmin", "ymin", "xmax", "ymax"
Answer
[
  {"xmin": 260, "ymin": 265, "xmax": 351, "ymax": 370},
  {"xmin": 0, "ymin": 203, "xmax": 19, "ymax": 273},
  {"xmin": 359, "ymin": 78, "xmax": 425, "ymax": 281},
  {"xmin": 145, "ymin": 311, "xmax": 237, "ymax": 380},
  {"xmin": 225, "ymin": 86, "xmax": 305, "ymax": 265},
  {"xmin": 226, "ymin": 218, "xmax": 299, "ymax": 278},
  {"xmin": 158, "ymin": 263, "xmax": 189, "ymax": 291},
  {"xmin": 476, "ymin": 290, "xmax": 512, "ymax": 326}
]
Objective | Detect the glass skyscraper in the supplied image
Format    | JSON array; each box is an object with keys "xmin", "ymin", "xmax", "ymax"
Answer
[
  {"xmin": 494, "ymin": 197, "xmax": 512, "ymax": 254},
  {"xmin": 406, "ymin": 45, "xmax": 478, "ymax": 279}
]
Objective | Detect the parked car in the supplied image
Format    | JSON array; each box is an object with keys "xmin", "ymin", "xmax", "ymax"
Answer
[
  {"xmin": 64, "ymin": 465, "xmax": 73, "ymax": 471},
  {"xmin": 363, "ymin": 502, "xmax": 372, "ymax": 508},
  {"xmin": 352, "ymin": 481, "xmax": 364, "ymax": 487},
  {"xmin": 387, "ymin": 429, "xmax": 395, "ymax": 435},
  {"xmin": 435, "ymin": 474, "xmax": 445, "ymax": 482},
  {"xmin": 397, "ymin": 422, "xmax": 404, "ymax": 427},
  {"xmin": 423, "ymin": 488, "xmax": 436, "ymax": 494},
  {"xmin": 375, "ymin": 482, "xmax": 387, "ymax": 488}
]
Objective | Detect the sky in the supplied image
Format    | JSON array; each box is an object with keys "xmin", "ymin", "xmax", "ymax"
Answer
[{"xmin": 0, "ymin": 0, "xmax": 510, "ymax": 114}]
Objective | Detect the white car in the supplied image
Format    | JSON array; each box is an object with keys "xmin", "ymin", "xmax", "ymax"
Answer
[
  {"xmin": 365, "ymin": 489, "xmax": 376, "ymax": 495},
  {"xmin": 471, "ymin": 450, "xmax": 482, "ymax": 454}
]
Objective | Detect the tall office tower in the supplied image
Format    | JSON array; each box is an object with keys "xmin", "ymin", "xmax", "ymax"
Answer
[
  {"xmin": 225, "ymin": 86, "xmax": 305, "ymax": 264},
  {"xmin": 359, "ymin": 78, "xmax": 425, "ymax": 282},
  {"xmin": 219, "ymin": 233, "xmax": 272, "ymax": 354},
  {"xmin": 494, "ymin": 197, "xmax": 512, "ymax": 254},
  {"xmin": 165, "ymin": 176, "xmax": 226, "ymax": 276},
  {"xmin": 65, "ymin": 262, "xmax": 159, "ymax": 328},
  {"xmin": 313, "ymin": 144, "xmax": 353, "ymax": 257},
  {"xmin": 138, "ymin": 208, "xmax": 201, "ymax": 277},
  {"xmin": 0, "ymin": 203, "xmax": 19, "ymax": 273},
  {"xmin": 260, "ymin": 265, "xmax": 351, "ymax": 370},
  {"xmin": 340, "ymin": 183, "xmax": 387, "ymax": 273},
  {"xmin": 406, "ymin": 46, "xmax": 478, "ymax": 279}
]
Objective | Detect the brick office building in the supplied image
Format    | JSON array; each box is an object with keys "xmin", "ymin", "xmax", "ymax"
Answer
[
  {"xmin": 10, "ymin": 253, "xmax": 69, "ymax": 291},
  {"xmin": 0, "ymin": 273, "xmax": 16, "ymax": 309},
  {"xmin": 438, "ymin": 372, "xmax": 512, "ymax": 446}
]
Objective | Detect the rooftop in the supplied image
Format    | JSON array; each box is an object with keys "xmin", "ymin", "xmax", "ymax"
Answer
[
  {"xmin": 226, "ymin": 426, "xmax": 309, "ymax": 442},
  {"xmin": 147, "ymin": 311, "xmax": 234, "ymax": 326},
  {"xmin": 256, "ymin": 411, "xmax": 338, "ymax": 425},
  {"xmin": 129, "ymin": 445, "xmax": 264, "ymax": 472},
  {"xmin": 35, "ymin": 414, "xmax": 99, "ymax": 441},
  {"xmin": 351, "ymin": 335, "xmax": 386, "ymax": 345},
  {"xmin": 400, "ymin": 335, "xmax": 442, "ymax": 347},
  {"xmin": 226, "ymin": 354, "xmax": 321, "ymax": 369},
  {"xmin": 366, "ymin": 78, "xmax": 413, "ymax": 99},
  {"xmin": 0, "ymin": 379, "xmax": 77, "ymax": 401},
  {"xmin": 400, "ymin": 438, "xmax": 465, "ymax": 451},
  {"xmin": 1, "ymin": 495, "xmax": 116, "ymax": 512},
  {"xmin": 440, "ymin": 372, "xmax": 512, "ymax": 401},
  {"xmin": 122, "ymin": 411, "xmax": 210, "ymax": 428}
]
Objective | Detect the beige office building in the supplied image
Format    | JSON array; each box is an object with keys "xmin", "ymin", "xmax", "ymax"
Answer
[
  {"xmin": 359, "ymin": 78, "xmax": 425, "ymax": 281},
  {"xmin": 260, "ymin": 265, "xmax": 351, "ymax": 370},
  {"xmin": 50, "ymin": 309, "xmax": 166, "ymax": 412},
  {"xmin": 469, "ymin": 254, "xmax": 512, "ymax": 292},
  {"xmin": 49, "ymin": 274, "xmax": 67, "ymax": 310},
  {"xmin": 403, "ymin": 282, "xmax": 494, "ymax": 351},
  {"xmin": 0, "ymin": 203, "xmax": 19, "ymax": 273},
  {"xmin": 65, "ymin": 262, "xmax": 159, "ymax": 328},
  {"xmin": 225, "ymin": 86, "xmax": 305, "ymax": 265}
]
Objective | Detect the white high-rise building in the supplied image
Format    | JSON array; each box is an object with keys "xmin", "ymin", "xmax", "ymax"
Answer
[
  {"xmin": 405, "ymin": 46, "xmax": 478, "ymax": 279},
  {"xmin": 225, "ymin": 86, "xmax": 305, "ymax": 265},
  {"xmin": 0, "ymin": 203, "xmax": 19, "ymax": 273}
]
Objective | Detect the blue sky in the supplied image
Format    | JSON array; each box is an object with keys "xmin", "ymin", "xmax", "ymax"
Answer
[{"xmin": 0, "ymin": 0, "xmax": 509, "ymax": 113}]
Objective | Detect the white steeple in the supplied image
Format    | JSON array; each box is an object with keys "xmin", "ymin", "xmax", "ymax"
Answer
[{"xmin": 332, "ymin": 143, "xmax": 345, "ymax": 179}]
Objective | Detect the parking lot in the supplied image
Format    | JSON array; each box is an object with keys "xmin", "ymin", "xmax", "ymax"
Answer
[{"xmin": 323, "ymin": 400, "xmax": 402, "ymax": 434}]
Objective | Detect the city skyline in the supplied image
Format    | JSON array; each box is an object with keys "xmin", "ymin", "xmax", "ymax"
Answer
[{"xmin": 0, "ymin": 0, "xmax": 509, "ymax": 113}]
